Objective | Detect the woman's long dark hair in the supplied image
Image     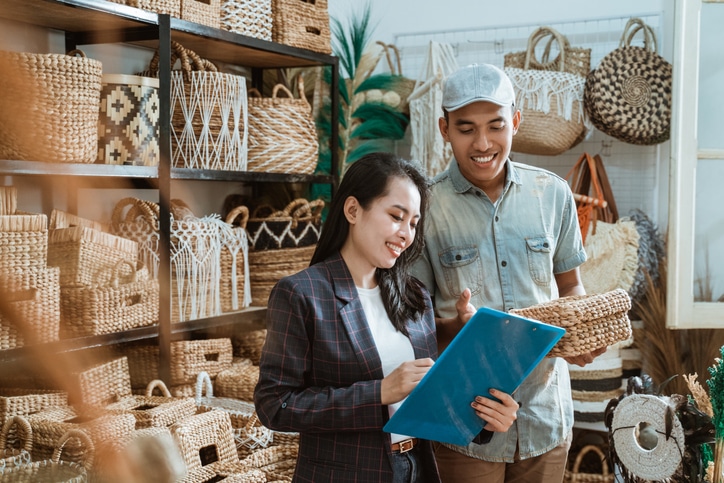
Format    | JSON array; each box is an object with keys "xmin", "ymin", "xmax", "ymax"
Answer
[{"xmin": 311, "ymin": 152, "xmax": 431, "ymax": 335}]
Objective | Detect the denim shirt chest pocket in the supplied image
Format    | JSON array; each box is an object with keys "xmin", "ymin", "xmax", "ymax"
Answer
[
  {"xmin": 439, "ymin": 246, "xmax": 483, "ymax": 298},
  {"xmin": 525, "ymin": 236, "xmax": 553, "ymax": 286}
]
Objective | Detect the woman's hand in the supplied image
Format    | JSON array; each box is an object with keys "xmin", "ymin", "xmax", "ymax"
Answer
[
  {"xmin": 380, "ymin": 358, "xmax": 434, "ymax": 405},
  {"xmin": 471, "ymin": 389, "xmax": 519, "ymax": 432}
]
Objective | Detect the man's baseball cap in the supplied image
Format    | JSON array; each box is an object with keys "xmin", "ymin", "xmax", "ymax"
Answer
[{"xmin": 442, "ymin": 63, "xmax": 516, "ymax": 112}]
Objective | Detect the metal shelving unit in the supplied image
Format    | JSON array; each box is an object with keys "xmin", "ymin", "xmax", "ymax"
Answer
[{"xmin": 0, "ymin": 0, "xmax": 339, "ymax": 382}]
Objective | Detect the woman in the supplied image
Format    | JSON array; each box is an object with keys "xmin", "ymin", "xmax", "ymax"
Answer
[{"xmin": 254, "ymin": 152, "xmax": 518, "ymax": 482}]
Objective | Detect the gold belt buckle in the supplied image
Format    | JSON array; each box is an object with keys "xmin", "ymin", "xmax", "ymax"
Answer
[{"xmin": 398, "ymin": 438, "xmax": 415, "ymax": 453}]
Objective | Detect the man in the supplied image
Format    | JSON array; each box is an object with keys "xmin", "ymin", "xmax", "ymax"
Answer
[{"xmin": 411, "ymin": 63, "xmax": 603, "ymax": 482}]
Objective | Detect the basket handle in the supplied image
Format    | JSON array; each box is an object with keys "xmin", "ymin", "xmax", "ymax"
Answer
[
  {"xmin": 195, "ymin": 371, "xmax": 214, "ymax": 403},
  {"xmin": 620, "ymin": 17, "xmax": 657, "ymax": 52},
  {"xmin": 250, "ymin": 204, "xmax": 277, "ymax": 219},
  {"xmin": 111, "ymin": 197, "xmax": 158, "ymax": 227},
  {"xmin": 146, "ymin": 379, "xmax": 173, "ymax": 397},
  {"xmin": 248, "ymin": 87, "xmax": 262, "ymax": 98},
  {"xmin": 52, "ymin": 429, "xmax": 95, "ymax": 471},
  {"xmin": 109, "ymin": 259, "xmax": 137, "ymax": 288},
  {"xmin": 271, "ymin": 83, "xmax": 296, "ymax": 100},
  {"xmin": 525, "ymin": 26, "xmax": 567, "ymax": 72},
  {"xmin": 225, "ymin": 205, "xmax": 250, "ymax": 228},
  {"xmin": 570, "ymin": 445, "xmax": 609, "ymax": 478},
  {"xmin": 0, "ymin": 415, "xmax": 33, "ymax": 455},
  {"xmin": 376, "ymin": 41, "xmax": 404, "ymax": 76}
]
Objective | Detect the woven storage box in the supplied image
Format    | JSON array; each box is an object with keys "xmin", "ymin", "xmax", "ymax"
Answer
[
  {"xmin": 0, "ymin": 49, "xmax": 102, "ymax": 164},
  {"xmin": 101, "ymin": 387, "xmax": 196, "ymax": 430},
  {"xmin": 0, "ymin": 428, "xmax": 92, "ymax": 483},
  {"xmin": 240, "ymin": 443, "xmax": 298, "ymax": 481},
  {"xmin": 248, "ymin": 245, "xmax": 315, "ymax": 306},
  {"xmin": 246, "ymin": 198, "xmax": 324, "ymax": 250},
  {"xmin": 0, "ymin": 388, "xmax": 68, "ymax": 421},
  {"xmin": 0, "ymin": 212, "xmax": 48, "ymax": 272},
  {"xmin": 214, "ymin": 358, "xmax": 258, "ymax": 401},
  {"xmin": 59, "ymin": 261, "xmax": 159, "ymax": 338},
  {"xmin": 509, "ymin": 289, "xmax": 632, "ymax": 358},
  {"xmin": 145, "ymin": 41, "xmax": 248, "ymax": 171},
  {"xmin": 49, "ymin": 210, "xmax": 110, "ymax": 233},
  {"xmin": 47, "ymin": 226, "xmax": 138, "ymax": 288},
  {"xmin": 247, "ymin": 78, "xmax": 319, "ymax": 174},
  {"xmin": 563, "ymin": 444, "xmax": 614, "ymax": 483},
  {"xmin": 232, "ymin": 330, "xmax": 266, "ymax": 365},
  {"xmin": 98, "ymin": 74, "xmax": 160, "ymax": 166},
  {"xmin": 25, "ymin": 407, "xmax": 135, "ymax": 463},
  {"xmin": 220, "ymin": 206, "xmax": 251, "ymax": 313},
  {"xmin": 0, "ymin": 267, "xmax": 60, "ymax": 350},
  {"xmin": 0, "ymin": 186, "xmax": 17, "ymax": 216},
  {"xmin": 106, "ymin": 0, "xmax": 180, "ymax": 16},
  {"xmin": 272, "ymin": 0, "xmax": 331, "ymax": 54},
  {"xmin": 181, "ymin": 0, "xmax": 221, "ymax": 28},
  {"xmin": 169, "ymin": 408, "xmax": 239, "ymax": 473},
  {"xmin": 181, "ymin": 464, "xmax": 266, "ymax": 483},
  {"xmin": 221, "ymin": 0, "xmax": 272, "ymax": 40}
]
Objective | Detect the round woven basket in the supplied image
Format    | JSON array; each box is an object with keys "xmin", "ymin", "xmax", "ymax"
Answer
[
  {"xmin": 0, "ymin": 50, "xmax": 102, "ymax": 163},
  {"xmin": 509, "ymin": 289, "xmax": 632, "ymax": 358}
]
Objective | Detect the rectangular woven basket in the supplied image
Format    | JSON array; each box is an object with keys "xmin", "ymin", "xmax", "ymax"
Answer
[
  {"xmin": 181, "ymin": 0, "xmax": 221, "ymax": 28},
  {"xmin": 248, "ymin": 245, "xmax": 315, "ymax": 306},
  {"xmin": 0, "ymin": 212, "xmax": 48, "ymax": 272},
  {"xmin": 0, "ymin": 388, "xmax": 68, "ymax": 421},
  {"xmin": 272, "ymin": 0, "xmax": 332, "ymax": 54},
  {"xmin": 49, "ymin": 210, "xmax": 110, "ymax": 233},
  {"xmin": 106, "ymin": 0, "xmax": 180, "ymax": 16}
]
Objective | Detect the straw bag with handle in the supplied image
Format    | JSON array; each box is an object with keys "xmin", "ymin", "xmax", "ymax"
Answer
[
  {"xmin": 584, "ymin": 17, "xmax": 672, "ymax": 145},
  {"xmin": 504, "ymin": 27, "xmax": 590, "ymax": 155},
  {"xmin": 355, "ymin": 41, "xmax": 417, "ymax": 116},
  {"xmin": 504, "ymin": 26, "xmax": 591, "ymax": 78},
  {"xmin": 564, "ymin": 445, "xmax": 613, "ymax": 483}
]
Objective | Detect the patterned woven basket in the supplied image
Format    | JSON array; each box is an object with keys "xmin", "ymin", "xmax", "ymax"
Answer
[
  {"xmin": 509, "ymin": 289, "xmax": 632, "ymax": 358},
  {"xmin": 0, "ymin": 429, "xmax": 92, "ymax": 483},
  {"xmin": 0, "ymin": 267, "xmax": 60, "ymax": 350},
  {"xmin": 247, "ymin": 77, "xmax": 319, "ymax": 174},
  {"xmin": 59, "ymin": 261, "xmax": 159, "ymax": 338},
  {"xmin": 248, "ymin": 245, "xmax": 315, "ymax": 306},
  {"xmin": 214, "ymin": 358, "xmax": 259, "ymax": 401},
  {"xmin": 47, "ymin": 226, "xmax": 138, "ymax": 288},
  {"xmin": 246, "ymin": 198, "xmax": 324, "ymax": 250},
  {"xmin": 0, "ymin": 388, "xmax": 68, "ymax": 421},
  {"xmin": 0, "ymin": 49, "xmax": 102, "ymax": 164},
  {"xmin": 563, "ymin": 444, "xmax": 614, "ymax": 483},
  {"xmin": 0, "ymin": 211, "xmax": 48, "ymax": 272},
  {"xmin": 583, "ymin": 18, "xmax": 671, "ymax": 145},
  {"xmin": 221, "ymin": 0, "xmax": 272, "ymax": 40},
  {"xmin": 220, "ymin": 206, "xmax": 251, "ymax": 313},
  {"xmin": 272, "ymin": 0, "xmax": 331, "ymax": 54},
  {"xmin": 145, "ymin": 41, "xmax": 248, "ymax": 171}
]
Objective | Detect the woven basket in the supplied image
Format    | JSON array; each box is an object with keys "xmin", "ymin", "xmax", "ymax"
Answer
[
  {"xmin": 98, "ymin": 74, "xmax": 160, "ymax": 166},
  {"xmin": 272, "ymin": 0, "xmax": 331, "ymax": 54},
  {"xmin": 583, "ymin": 18, "xmax": 671, "ymax": 145},
  {"xmin": 48, "ymin": 226, "xmax": 138, "ymax": 288},
  {"xmin": 563, "ymin": 444, "xmax": 613, "ymax": 483},
  {"xmin": 145, "ymin": 41, "xmax": 247, "ymax": 171},
  {"xmin": 220, "ymin": 206, "xmax": 251, "ymax": 313},
  {"xmin": 240, "ymin": 443, "xmax": 298, "ymax": 481},
  {"xmin": 172, "ymin": 338, "xmax": 234, "ymax": 386},
  {"xmin": 231, "ymin": 330, "xmax": 266, "ymax": 365},
  {"xmin": 170, "ymin": 408, "xmax": 239, "ymax": 472},
  {"xmin": 509, "ymin": 289, "xmax": 632, "ymax": 358},
  {"xmin": 0, "ymin": 267, "xmax": 60, "ymax": 350},
  {"xmin": 214, "ymin": 358, "xmax": 259, "ymax": 401},
  {"xmin": 248, "ymin": 245, "xmax": 315, "ymax": 306},
  {"xmin": 1, "ymin": 415, "xmax": 33, "ymax": 470},
  {"xmin": 181, "ymin": 0, "xmax": 220, "ymax": 28},
  {"xmin": 221, "ymin": 0, "xmax": 272, "ymax": 40},
  {"xmin": 0, "ymin": 211, "xmax": 48, "ymax": 272},
  {"xmin": 181, "ymin": 464, "xmax": 267, "ymax": 483},
  {"xmin": 247, "ymin": 77, "xmax": 319, "ymax": 174},
  {"xmin": 504, "ymin": 26, "xmax": 591, "ymax": 78},
  {"xmin": 0, "ymin": 429, "xmax": 92, "ymax": 483},
  {"xmin": 59, "ymin": 261, "xmax": 159, "ymax": 338},
  {"xmin": 106, "ymin": 0, "xmax": 180, "ymax": 16},
  {"xmin": 0, "ymin": 186, "xmax": 17, "ymax": 216},
  {"xmin": 49, "ymin": 210, "xmax": 110, "ymax": 233},
  {"xmin": 246, "ymin": 198, "xmax": 324, "ymax": 250},
  {"xmin": 74, "ymin": 356, "xmax": 134, "ymax": 407},
  {"xmin": 0, "ymin": 388, "xmax": 68, "ymax": 421},
  {"xmin": 0, "ymin": 49, "xmax": 102, "ymax": 164},
  {"xmin": 100, "ymin": 380, "xmax": 196, "ymax": 430}
]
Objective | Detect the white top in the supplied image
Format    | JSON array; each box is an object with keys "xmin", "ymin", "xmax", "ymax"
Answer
[{"xmin": 357, "ymin": 285, "xmax": 415, "ymax": 444}]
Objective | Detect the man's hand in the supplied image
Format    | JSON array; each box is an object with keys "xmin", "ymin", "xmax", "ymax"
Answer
[
  {"xmin": 455, "ymin": 288, "xmax": 476, "ymax": 325},
  {"xmin": 564, "ymin": 346, "xmax": 607, "ymax": 367}
]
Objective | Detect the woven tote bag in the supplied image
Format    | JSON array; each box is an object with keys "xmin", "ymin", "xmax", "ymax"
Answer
[
  {"xmin": 504, "ymin": 26, "xmax": 591, "ymax": 78},
  {"xmin": 504, "ymin": 27, "xmax": 590, "ymax": 156},
  {"xmin": 247, "ymin": 77, "xmax": 319, "ymax": 174},
  {"xmin": 584, "ymin": 18, "xmax": 672, "ymax": 145}
]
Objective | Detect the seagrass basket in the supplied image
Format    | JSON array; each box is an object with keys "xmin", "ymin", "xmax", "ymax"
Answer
[
  {"xmin": 59, "ymin": 261, "xmax": 159, "ymax": 338},
  {"xmin": 272, "ymin": 0, "xmax": 331, "ymax": 54},
  {"xmin": 106, "ymin": 0, "xmax": 180, "ymax": 16},
  {"xmin": 0, "ymin": 267, "xmax": 60, "ymax": 350},
  {"xmin": 0, "ymin": 415, "xmax": 33, "ymax": 470},
  {"xmin": 247, "ymin": 77, "xmax": 319, "ymax": 174},
  {"xmin": 231, "ymin": 330, "xmax": 266, "ymax": 365},
  {"xmin": 169, "ymin": 408, "xmax": 239, "ymax": 473},
  {"xmin": 214, "ymin": 358, "xmax": 258, "ymax": 401},
  {"xmin": 0, "ymin": 211, "xmax": 48, "ymax": 272},
  {"xmin": 220, "ymin": 206, "xmax": 251, "ymax": 313},
  {"xmin": 48, "ymin": 226, "xmax": 138, "ymax": 288},
  {"xmin": 248, "ymin": 245, "xmax": 315, "ymax": 306},
  {"xmin": 221, "ymin": 0, "xmax": 272, "ymax": 40},
  {"xmin": 49, "ymin": 210, "xmax": 110, "ymax": 233},
  {"xmin": 504, "ymin": 26, "xmax": 591, "ymax": 79},
  {"xmin": 510, "ymin": 289, "xmax": 632, "ymax": 358},
  {"xmin": 0, "ymin": 49, "xmax": 102, "ymax": 164},
  {"xmin": 245, "ymin": 198, "xmax": 324, "ymax": 250},
  {"xmin": 181, "ymin": 0, "xmax": 221, "ymax": 28},
  {"xmin": 0, "ymin": 388, "xmax": 68, "ymax": 421},
  {"xmin": 563, "ymin": 444, "xmax": 614, "ymax": 483},
  {"xmin": 240, "ymin": 443, "xmax": 298, "ymax": 481}
]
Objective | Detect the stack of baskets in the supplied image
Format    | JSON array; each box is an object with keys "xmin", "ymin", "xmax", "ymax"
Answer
[
  {"xmin": 0, "ymin": 187, "xmax": 61, "ymax": 350},
  {"xmin": 47, "ymin": 209, "xmax": 159, "ymax": 338}
]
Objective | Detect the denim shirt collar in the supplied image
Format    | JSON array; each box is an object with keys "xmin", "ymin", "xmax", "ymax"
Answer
[{"xmin": 448, "ymin": 158, "xmax": 522, "ymax": 197}]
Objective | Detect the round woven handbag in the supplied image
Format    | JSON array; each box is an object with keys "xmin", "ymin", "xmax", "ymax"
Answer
[
  {"xmin": 583, "ymin": 18, "xmax": 672, "ymax": 145},
  {"xmin": 509, "ymin": 289, "xmax": 632, "ymax": 358}
]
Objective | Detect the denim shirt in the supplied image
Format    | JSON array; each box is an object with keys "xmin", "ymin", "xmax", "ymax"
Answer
[{"xmin": 411, "ymin": 159, "xmax": 587, "ymax": 462}]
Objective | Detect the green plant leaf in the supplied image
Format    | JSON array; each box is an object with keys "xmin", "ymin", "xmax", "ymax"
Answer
[{"xmin": 355, "ymin": 74, "xmax": 414, "ymax": 93}]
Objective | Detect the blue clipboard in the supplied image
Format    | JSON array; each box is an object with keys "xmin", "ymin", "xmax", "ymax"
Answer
[{"xmin": 383, "ymin": 307, "xmax": 565, "ymax": 446}]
